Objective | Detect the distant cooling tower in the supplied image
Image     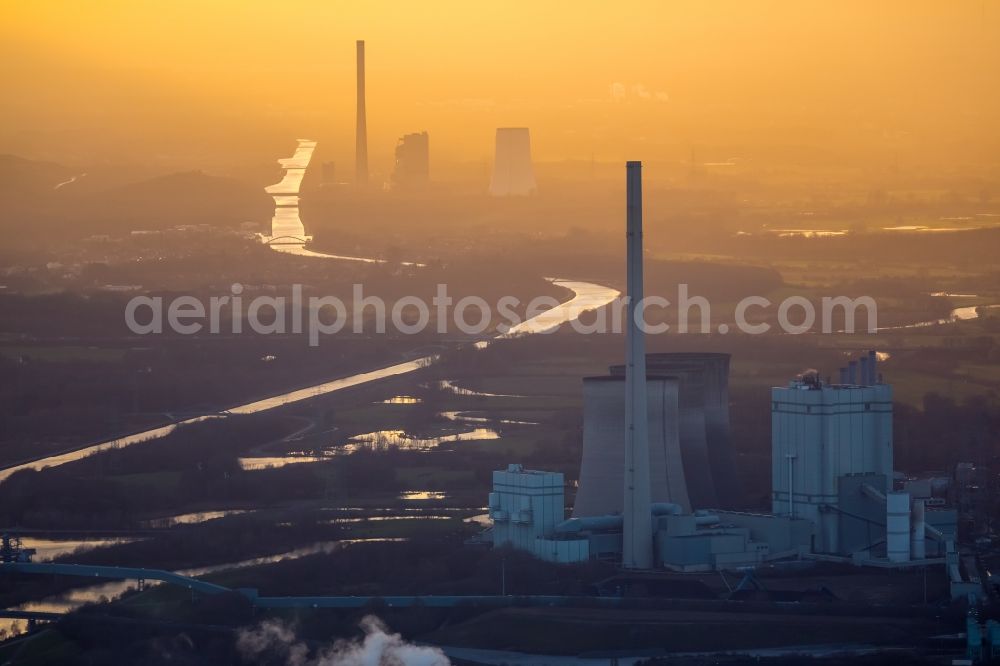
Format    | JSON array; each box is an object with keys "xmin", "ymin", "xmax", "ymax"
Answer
[
  {"xmin": 489, "ymin": 128, "xmax": 536, "ymax": 196},
  {"xmin": 574, "ymin": 376, "xmax": 692, "ymax": 517},
  {"xmin": 611, "ymin": 353, "xmax": 740, "ymax": 510}
]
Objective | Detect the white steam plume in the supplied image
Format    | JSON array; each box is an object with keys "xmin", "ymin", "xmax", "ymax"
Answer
[{"xmin": 236, "ymin": 615, "xmax": 450, "ymax": 666}]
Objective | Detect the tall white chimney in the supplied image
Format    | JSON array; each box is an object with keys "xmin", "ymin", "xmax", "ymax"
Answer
[{"xmin": 622, "ymin": 161, "xmax": 653, "ymax": 569}]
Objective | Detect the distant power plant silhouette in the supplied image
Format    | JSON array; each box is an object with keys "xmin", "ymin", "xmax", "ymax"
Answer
[
  {"xmin": 355, "ymin": 40, "xmax": 368, "ymax": 186},
  {"xmin": 392, "ymin": 132, "xmax": 429, "ymax": 189},
  {"xmin": 490, "ymin": 128, "xmax": 536, "ymax": 196}
]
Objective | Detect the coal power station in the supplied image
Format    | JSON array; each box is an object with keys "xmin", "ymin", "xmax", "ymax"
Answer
[
  {"xmin": 488, "ymin": 163, "xmax": 961, "ymax": 580},
  {"xmin": 574, "ymin": 352, "xmax": 742, "ymax": 518}
]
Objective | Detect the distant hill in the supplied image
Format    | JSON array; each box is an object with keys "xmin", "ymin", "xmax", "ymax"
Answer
[
  {"xmin": 0, "ymin": 158, "xmax": 273, "ymax": 240},
  {"xmin": 96, "ymin": 170, "xmax": 272, "ymax": 230},
  {"xmin": 0, "ymin": 154, "xmax": 75, "ymax": 195}
]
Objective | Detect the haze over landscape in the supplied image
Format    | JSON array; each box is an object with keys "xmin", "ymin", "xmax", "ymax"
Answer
[
  {"xmin": 4, "ymin": 2, "xmax": 998, "ymax": 175},
  {"xmin": 0, "ymin": 2, "xmax": 999, "ymax": 665}
]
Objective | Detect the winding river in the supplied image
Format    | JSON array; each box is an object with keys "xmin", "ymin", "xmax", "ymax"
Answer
[
  {"xmin": 5, "ymin": 139, "xmax": 993, "ymax": 482},
  {"xmin": 880, "ymin": 299, "xmax": 1000, "ymax": 331},
  {"xmin": 0, "ymin": 141, "xmax": 620, "ymax": 483},
  {"xmin": 260, "ymin": 138, "xmax": 419, "ymax": 264},
  {"xmin": 0, "ymin": 141, "xmax": 620, "ymax": 485},
  {"xmin": 0, "ymin": 278, "xmax": 616, "ymax": 483}
]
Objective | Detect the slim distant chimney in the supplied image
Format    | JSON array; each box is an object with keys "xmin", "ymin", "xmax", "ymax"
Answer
[
  {"xmin": 859, "ymin": 355, "xmax": 869, "ymax": 387},
  {"xmin": 622, "ymin": 161, "xmax": 653, "ymax": 570},
  {"xmin": 868, "ymin": 350, "xmax": 878, "ymax": 384},
  {"xmin": 355, "ymin": 40, "xmax": 368, "ymax": 186},
  {"xmin": 848, "ymin": 360, "xmax": 857, "ymax": 385}
]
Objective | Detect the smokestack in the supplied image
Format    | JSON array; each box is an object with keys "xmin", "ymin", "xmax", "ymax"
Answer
[
  {"xmin": 868, "ymin": 350, "xmax": 878, "ymax": 384},
  {"xmin": 355, "ymin": 40, "xmax": 368, "ymax": 186},
  {"xmin": 859, "ymin": 355, "xmax": 869, "ymax": 387},
  {"xmin": 622, "ymin": 161, "xmax": 653, "ymax": 569},
  {"xmin": 848, "ymin": 360, "xmax": 857, "ymax": 385}
]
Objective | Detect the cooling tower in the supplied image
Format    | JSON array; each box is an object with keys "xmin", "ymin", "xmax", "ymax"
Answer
[
  {"xmin": 574, "ymin": 376, "xmax": 691, "ymax": 517},
  {"xmin": 646, "ymin": 352, "xmax": 743, "ymax": 509},
  {"xmin": 355, "ymin": 40, "xmax": 368, "ymax": 185},
  {"xmin": 614, "ymin": 353, "xmax": 741, "ymax": 509},
  {"xmin": 489, "ymin": 128, "xmax": 536, "ymax": 196}
]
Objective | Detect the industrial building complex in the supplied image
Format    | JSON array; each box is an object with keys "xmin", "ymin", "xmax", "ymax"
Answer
[
  {"xmin": 487, "ymin": 162, "xmax": 965, "ymax": 592},
  {"xmin": 348, "ymin": 42, "xmax": 539, "ymax": 194},
  {"xmin": 392, "ymin": 131, "xmax": 430, "ymax": 189}
]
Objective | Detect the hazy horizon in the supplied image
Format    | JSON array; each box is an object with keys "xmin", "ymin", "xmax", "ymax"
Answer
[{"xmin": 2, "ymin": 1, "xmax": 998, "ymax": 178}]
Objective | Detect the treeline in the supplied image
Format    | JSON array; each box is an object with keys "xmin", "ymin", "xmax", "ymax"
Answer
[
  {"xmin": 895, "ymin": 392, "xmax": 1000, "ymax": 472},
  {"xmin": 0, "ymin": 334, "xmax": 421, "ymax": 465},
  {"xmin": 0, "ymin": 415, "xmax": 312, "ymax": 528},
  {"xmin": 216, "ymin": 537, "xmax": 614, "ymax": 598},
  {"xmin": 0, "ymin": 410, "xmax": 511, "ymax": 529}
]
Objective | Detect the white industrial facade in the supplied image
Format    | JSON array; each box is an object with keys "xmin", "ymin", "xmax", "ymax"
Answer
[
  {"xmin": 771, "ymin": 371, "xmax": 893, "ymax": 553},
  {"xmin": 490, "ymin": 465, "xmax": 587, "ymax": 562}
]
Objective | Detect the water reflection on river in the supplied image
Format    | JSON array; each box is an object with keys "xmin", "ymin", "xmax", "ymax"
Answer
[
  {"xmin": 0, "ymin": 143, "xmax": 618, "ymax": 482},
  {"xmin": 237, "ymin": 422, "xmax": 503, "ymax": 469},
  {"xmin": 436, "ymin": 379, "xmax": 521, "ymax": 398},
  {"xmin": 879, "ymin": 295, "xmax": 1000, "ymax": 331},
  {"xmin": 20, "ymin": 537, "xmax": 142, "ymax": 562},
  {"xmin": 141, "ymin": 510, "xmax": 251, "ymax": 529},
  {"xmin": 260, "ymin": 139, "xmax": 416, "ymax": 264},
  {"xmin": 6, "ymin": 538, "xmax": 408, "ymax": 636},
  {"xmin": 0, "ymin": 276, "xmax": 616, "ymax": 481},
  {"xmin": 0, "ymin": 416, "xmax": 222, "ymax": 484}
]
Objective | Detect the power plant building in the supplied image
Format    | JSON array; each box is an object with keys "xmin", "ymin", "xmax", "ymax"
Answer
[
  {"xmin": 574, "ymin": 376, "xmax": 691, "ymax": 516},
  {"xmin": 488, "ymin": 464, "xmax": 810, "ymax": 570},
  {"xmin": 574, "ymin": 353, "xmax": 741, "ymax": 518},
  {"xmin": 771, "ymin": 353, "xmax": 957, "ymax": 563},
  {"xmin": 485, "ymin": 164, "xmax": 959, "ymax": 578},
  {"xmin": 489, "ymin": 465, "xmax": 587, "ymax": 563},
  {"xmin": 392, "ymin": 132, "xmax": 429, "ymax": 188},
  {"xmin": 610, "ymin": 353, "xmax": 741, "ymax": 510},
  {"xmin": 489, "ymin": 128, "xmax": 536, "ymax": 196},
  {"xmin": 487, "ymin": 163, "xmax": 805, "ymax": 572},
  {"xmin": 770, "ymin": 354, "xmax": 893, "ymax": 553}
]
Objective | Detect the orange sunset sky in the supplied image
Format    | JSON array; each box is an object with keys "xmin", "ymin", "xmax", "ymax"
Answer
[{"xmin": 2, "ymin": 1, "xmax": 998, "ymax": 175}]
